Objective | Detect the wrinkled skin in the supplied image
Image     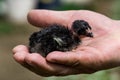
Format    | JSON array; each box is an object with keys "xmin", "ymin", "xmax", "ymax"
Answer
[{"xmin": 12, "ymin": 10, "xmax": 120, "ymax": 77}]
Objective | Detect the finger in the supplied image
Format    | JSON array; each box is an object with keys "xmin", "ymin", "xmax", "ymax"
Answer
[
  {"xmin": 12, "ymin": 45, "xmax": 29, "ymax": 54},
  {"xmin": 24, "ymin": 53, "xmax": 80, "ymax": 76},
  {"xmin": 27, "ymin": 10, "xmax": 74, "ymax": 28},
  {"xmin": 46, "ymin": 51, "xmax": 90, "ymax": 67},
  {"xmin": 13, "ymin": 51, "xmax": 29, "ymax": 64},
  {"xmin": 46, "ymin": 47, "xmax": 102, "ymax": 68},
  {"xmin": 25, "ymin": 53, "xmax": 56, "ymax": 71},
  {"xmin": 12, "ymin": 45, "xmax": 29, "ymax": 64},
  {"xmin": 24, "ymin": 53, "xmax": 68, "ymax": 72},
  {"xmin": 46, "ymin": 51, "xmax": 76, "ymax": 65}
]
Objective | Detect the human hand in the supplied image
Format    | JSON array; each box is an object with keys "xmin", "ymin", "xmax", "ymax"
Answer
[{"xmin": 13, "ymin": 10, "xmax": 120, "ymax": 76}]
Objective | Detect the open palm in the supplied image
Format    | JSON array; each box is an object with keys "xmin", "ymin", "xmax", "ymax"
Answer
[{"xmin": 13, "ymin": 10, "xmax": 120, "ymax": 76}]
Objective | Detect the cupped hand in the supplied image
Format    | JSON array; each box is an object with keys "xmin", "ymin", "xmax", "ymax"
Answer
[{"xmin": 13, "ymin": 10, "xmax": 120, "ymax": 76}]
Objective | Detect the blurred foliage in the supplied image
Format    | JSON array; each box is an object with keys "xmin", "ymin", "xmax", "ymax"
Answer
[
  {"xmin": 56, "ymin": 3, "xmax": 93, "ymax": 10},
  {"xmin": 111, "ymin": 0, "xmax": 120, "ymax": 19},
  {"xmin": 0, "ymin": 20, "xmax": 31, "ymax": 36},
  {"xmin": 43, "ymin": 71, "xmax": 111, "ymax": 80},
  {"xmin": 0, "ymin": 20, "xmax": 14, "ymax": 35}
]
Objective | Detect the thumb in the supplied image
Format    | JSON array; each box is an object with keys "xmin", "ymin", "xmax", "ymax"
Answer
[{"xmin": 27, "ymin": 10, "xmax": 74, "ymax": 27}]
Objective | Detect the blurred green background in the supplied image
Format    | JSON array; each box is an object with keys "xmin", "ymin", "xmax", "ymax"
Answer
[{"xmin": 0, "ymin": 0, "xmax": 120, "ymax": 80}]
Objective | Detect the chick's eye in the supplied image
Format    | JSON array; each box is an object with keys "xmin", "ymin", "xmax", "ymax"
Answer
[{"xmin": 61, "ymin": 36, "xmax": 66, "ymax": 40}]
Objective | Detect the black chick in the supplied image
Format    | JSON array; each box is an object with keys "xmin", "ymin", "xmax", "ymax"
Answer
[{"xmin": 29, "ymin": 20, "xmax": 93, "ymax": 57}]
